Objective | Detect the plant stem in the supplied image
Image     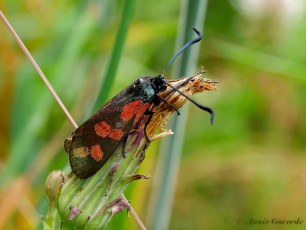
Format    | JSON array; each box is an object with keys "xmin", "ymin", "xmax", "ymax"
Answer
[
  {"xmin": 0, "ymin": 10, "xmax": 78, "ymax": 129},
  {"xmin": 148, "ymin": 1, "xmax": 208, "ymax": 230},
  {"xmin": 93, "ymin": 0, "xmax": 137, "ymax": 111}
]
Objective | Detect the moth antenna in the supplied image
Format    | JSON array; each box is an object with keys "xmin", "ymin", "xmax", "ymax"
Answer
[
  {"xmin": 161, "ymin": 28, "xmax": 202, "ymax": 76},
  {"xmin": 163, "ymin": 81, "xmax": 214, "ymax": 125}
]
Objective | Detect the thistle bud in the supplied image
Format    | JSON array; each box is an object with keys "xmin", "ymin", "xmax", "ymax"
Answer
[
  {"xmin": 45, "ymin": 170, "xmax": 67, "ymax": 208},
  {"xmin": 44, "ymin": 170, "xmax": 67, "ymax": 229}
]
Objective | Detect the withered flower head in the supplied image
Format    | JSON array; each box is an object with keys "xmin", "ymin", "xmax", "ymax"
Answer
[{"xmin": 145, "ymin": 71, "xmax": 217, "ymax": 139}]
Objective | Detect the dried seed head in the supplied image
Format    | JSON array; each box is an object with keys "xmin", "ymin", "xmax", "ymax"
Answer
[{"xmin": 146, "ymin": 72, "xmax": 217, "ymax": 137}]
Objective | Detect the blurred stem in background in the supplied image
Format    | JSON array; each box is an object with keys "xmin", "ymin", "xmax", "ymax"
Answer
[
  {"xmin": 92, "ymin": 0, "xmax": 136, "ymax": 111},
  {"xmin": 148, "ymin": 0, "xmax": 208, "ymax": 230}
]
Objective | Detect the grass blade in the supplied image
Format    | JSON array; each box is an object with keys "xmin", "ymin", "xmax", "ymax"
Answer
[{"xmin": 92, "ymin": 0, "xmax": 136, "ymax": 111}]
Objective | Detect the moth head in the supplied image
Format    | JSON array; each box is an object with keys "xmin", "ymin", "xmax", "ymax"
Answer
[
  {"xmin": 127, "ymin": 77, "xmax": 156, "ymax": 98},
  {"xmin": 152, "ymin": 75, "xmax": 167, "ymax": 93}
]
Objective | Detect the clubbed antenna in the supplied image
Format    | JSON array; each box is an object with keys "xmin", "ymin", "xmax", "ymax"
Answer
[
  {"xmin": 163, "ymin": 81, "xmax": 215, "ymax": 125},
  {"xmin": 161, "ymin": 28, "xmax": 202, "ymax": 76},
  {"xmin": 159, "ymin": 28, "xmax": 215, "ymax": 125}
]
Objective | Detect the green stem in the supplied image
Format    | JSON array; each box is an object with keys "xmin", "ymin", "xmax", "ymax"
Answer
[
  {"xmin": 93, "ymin": 0, "xmax": 136, "ymax": 111},
  {"xmin": 149, "ymin": 1, "xmax": 208, "ymax": 230}
]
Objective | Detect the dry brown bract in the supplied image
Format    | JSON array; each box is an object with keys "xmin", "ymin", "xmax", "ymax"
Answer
[{"xmin": 146, "ymin": 71, "xmax": 218, "ymax": 140}]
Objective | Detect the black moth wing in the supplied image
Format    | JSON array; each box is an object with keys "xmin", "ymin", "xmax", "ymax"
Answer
[{"xmin": 65, "ymin": 95, "xmax": 149, "ymax": 179}]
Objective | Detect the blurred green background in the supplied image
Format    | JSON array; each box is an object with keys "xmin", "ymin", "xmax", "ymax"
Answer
[{"xmin": 1, "ymin": 0, "xmax": 306, "ymax": 229}]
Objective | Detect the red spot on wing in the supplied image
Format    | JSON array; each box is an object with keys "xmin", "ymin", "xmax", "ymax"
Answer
[
  {"xmin": 134, "ymin": 103, "xmax": 150, "ymax": 123},
  {"xmin": 95, "ymin": 121, "xmax": 111, "ymax": 137},
  {"xmin": 121, "ymin": 100, "xmax": 143, "ymax": 121},
  {"xmin": 109, "ymin": 129, "xmax": 124, "ymax": 140},
  {"xmin": 91, "ymin": 145, "xmax": 104, "ymax": 161}
]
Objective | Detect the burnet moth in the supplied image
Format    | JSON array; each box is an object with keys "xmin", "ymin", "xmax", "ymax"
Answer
[{"xmin": 64, "ymin": 28, "xmax": 215, "ymax": 179}]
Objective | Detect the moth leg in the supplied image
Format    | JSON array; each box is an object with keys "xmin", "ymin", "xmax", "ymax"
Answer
[
  {"xmin": 156, "ymin": 94, "xmax": 180, "ymax": 115},
  {"xmin": 122, "ymin": 134, "xmax": 129, "ymax": 158},
  {"xmin": 144, "ymin": 110, "xmax": 154, "ymax": 142}
]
